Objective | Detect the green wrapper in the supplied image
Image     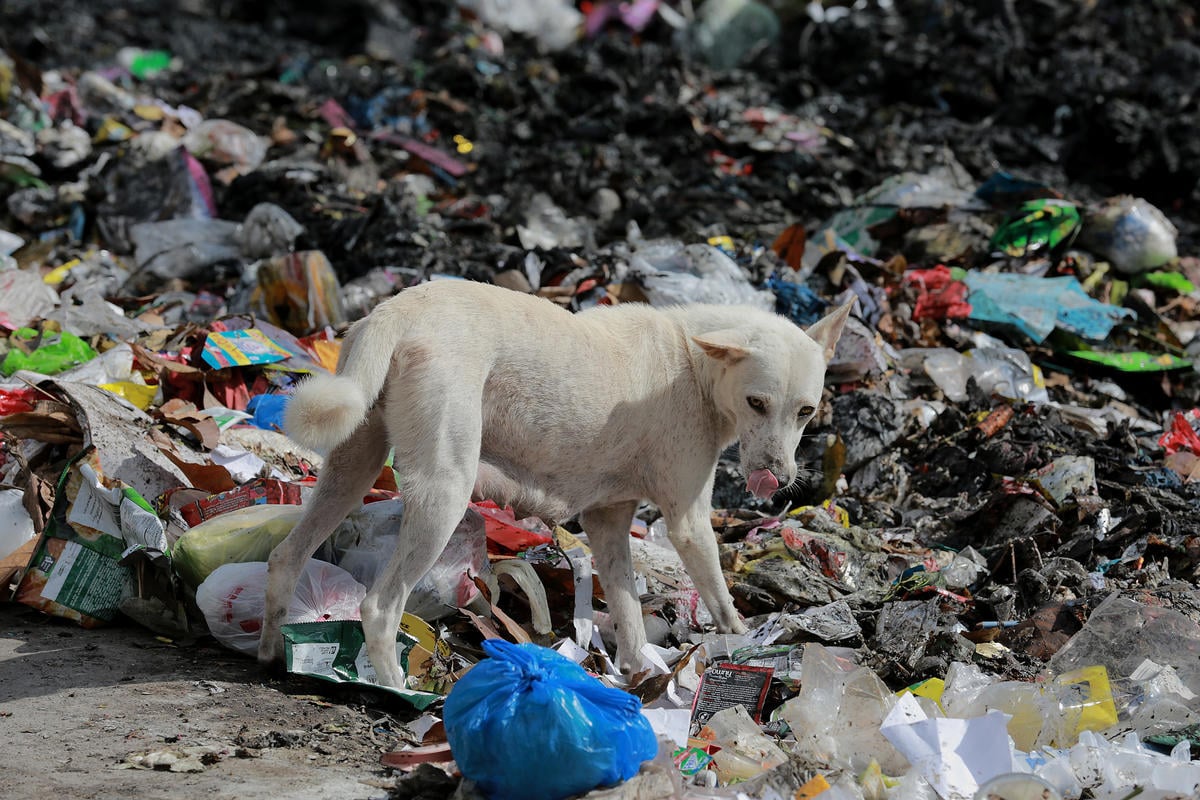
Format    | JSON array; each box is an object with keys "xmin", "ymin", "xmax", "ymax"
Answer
[{"xmin": 281, "ymin": 620, "xmax": 440, "ymax": 709}]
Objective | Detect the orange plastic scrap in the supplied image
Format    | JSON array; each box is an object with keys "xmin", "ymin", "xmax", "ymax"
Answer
[
  {"xmin": 794, "ymin": 774, "xmax": 831, "ymax": 799},
  {"xmin": 976, "ymin": 405, "xmax": 1015, "ymax": 439},
  {"xmin": 470, "ymin": 500, "xmax": 555, "ymax": 552}
]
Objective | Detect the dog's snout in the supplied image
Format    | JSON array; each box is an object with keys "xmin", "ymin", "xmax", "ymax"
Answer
[{"xmin": 766, "ymin": 460, "xmax": 796, "ymax": 487}]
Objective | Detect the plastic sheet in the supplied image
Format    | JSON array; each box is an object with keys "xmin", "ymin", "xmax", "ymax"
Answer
[
  {"xmin": 332, "ymin": 500, "xmax": 490, "ymax": 621},
  {"xmin": 1, "ymin": 328, "xmax": 97, "ymax": 377},
  {"xmin": 459, "ymin": 0, "xmax": 584, "ymax": 52},
  {"xmin": 779, "ymin": 643, "xmax": 907, "ymax": 773},
  {"xmin": 964, "ymin": 272, "xmax": 1135, "ymax": 343},
  {"xmin": 130, "ymin": 218, "xmax": 242, "ymax": 283},
  {"xmin": 1048, "ymin": 594, "xmax": 1200, "ymax": 699},
  {"xmin": 235, "ymin": 202, "xmax": 304, "ymax": 259},
  {"xmin": 0, "ymin": 487, "xmax": 36, "ymax": 562}
]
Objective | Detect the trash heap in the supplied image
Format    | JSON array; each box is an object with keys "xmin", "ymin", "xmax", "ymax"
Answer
[{"xmin": 2, "ymin": 2, "xmax": 1200, "ymax": 800}]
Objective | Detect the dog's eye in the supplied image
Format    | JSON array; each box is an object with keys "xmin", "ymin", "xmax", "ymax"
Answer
[
  {"xmin": 798, "ymin": 405, "xmax": 815, "ymax": 420},
  {"xmin": 747, "ymin": 396, "xmax": 767, "ymax": 412}
]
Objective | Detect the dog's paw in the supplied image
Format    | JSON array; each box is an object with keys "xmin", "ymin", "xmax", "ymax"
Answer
[
  {"xmin": 256, "ymin": 637, "xmax": 286, "ymax": 672},
  {"xmin": 258, "ymin": 656, "xmax": 288, "ymax": 679},
  {"xmin": 713, "ymin": 616, "xmax": 748, "ymax": 635}
]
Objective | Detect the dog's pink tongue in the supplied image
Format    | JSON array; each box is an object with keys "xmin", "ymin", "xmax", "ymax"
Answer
[{"xmin": 747, "ymin": 469, "xmax": 780, "ymax": 499}]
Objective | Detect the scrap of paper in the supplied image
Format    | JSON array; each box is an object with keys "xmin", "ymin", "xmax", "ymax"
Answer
[{"xmin": 880, "ymin": 692, "xmax": 1017, "ymax": 800}]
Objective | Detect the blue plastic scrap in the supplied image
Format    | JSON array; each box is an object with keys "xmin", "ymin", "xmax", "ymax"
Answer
[
  {"xmin": 246, "ymin": 393, "xmax": 289, "ymax": 432},
  {"xmin": 963, "ymin": 272, "xmax": 1135, "ymax": 343},
  {"xmin": 768, "ymin": 273, "xmax": 827, "ymax": 326},
  {"xmin": 974, "ymin": 170, "xmax": 1059, "ymax": 206}
]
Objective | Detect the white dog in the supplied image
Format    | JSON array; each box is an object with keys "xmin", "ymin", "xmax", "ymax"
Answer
[{"xmin": 258, "ymin": 280, "xmax": 851, "ymax": 688}]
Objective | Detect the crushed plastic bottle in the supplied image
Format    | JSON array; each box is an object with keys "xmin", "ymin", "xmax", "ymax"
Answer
[
  {"xmin": 698, "ymin": 704, "xmax": 788, "ymax": 785},
  {"xmin": 904, "ymin": 340, "xmax": 1050, "ymax": 404}
]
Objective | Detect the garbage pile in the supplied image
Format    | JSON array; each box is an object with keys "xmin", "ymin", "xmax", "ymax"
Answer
[{"xmin": 2, "ymin": 1, "xmax": 1200, "ymax": 800}]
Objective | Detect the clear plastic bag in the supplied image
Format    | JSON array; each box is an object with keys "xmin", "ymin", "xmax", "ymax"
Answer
[
  {"xmin": 630, "ymin": 241, "xmax": 774, "ymax": 310},
  {"xmin": 130, "ymin": 218, "xmax": 242, "ymax": 282},
  {"xmin": 444, "ymin": 640, "xmax": 658, "ymax": 800},
  {"xmin": 182, "ymin": 119, "xmax": 268, "ymax": 174},
  {"xmin": 195, "ymin": 559, "xmax": 365, "ymax": 656},
  {"xmin": 235, "ymin": 202, "xmax": 304, "ymax": 259},
  {"xmin": 333, "ymin": 500, "xmax": 488, "ymax": 621},
  {"xmin": 1079, "ymin": 195, "xmax": 1178, "ymax": 275},
  {"xmin": 0, "ymin": 267, "xmax": 59, "ymax": 329}
]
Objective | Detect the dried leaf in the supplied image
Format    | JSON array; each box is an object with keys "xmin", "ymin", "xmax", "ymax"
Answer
[
  {"xmin": 489, "ymin": 603, "xmax": 532, "ymax": 644},
  {"xmin": 771, "ymin": 222, "xmax": 807, "ymax": 271},
  {"xmin": 156, "ymin": 443, "xmax": 236, "ymax": 494},
  {"xmin": 153, "ymin": 398, "xmax": 220, "ymax": 450}
]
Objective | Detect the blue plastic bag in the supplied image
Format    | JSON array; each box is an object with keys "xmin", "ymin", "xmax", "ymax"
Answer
[
  {"xmin": 246, "ymin": 393, "xmax": 289, "ymax": 432},
  {"xmin": 444, "ymin": 640, "xmax": 658, "ymax": 800}
]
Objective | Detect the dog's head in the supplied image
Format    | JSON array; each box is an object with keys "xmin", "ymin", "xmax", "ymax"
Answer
[{"xmin": 693, "ymin": 301, "xmax": 854, "ymax": 499}]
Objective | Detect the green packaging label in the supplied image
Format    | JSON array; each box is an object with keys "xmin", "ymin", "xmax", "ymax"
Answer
[
  {"xmin": 40, "ymin": 537, "xmax": 134, "ymax": 620},
  {"xmin": 281, "ymin": 620, "xmax": 441, "ymax": 709}
]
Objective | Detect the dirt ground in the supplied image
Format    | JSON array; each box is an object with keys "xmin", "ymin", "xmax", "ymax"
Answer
[{"xmin": 0, "ymin": 600, "xmax": 418, "ymax": 800}]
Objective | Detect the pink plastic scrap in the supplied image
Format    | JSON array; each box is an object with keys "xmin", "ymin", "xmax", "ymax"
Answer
[{"xmin": 585, "ymin": 0, "xmax": 660, "ymax": 37}]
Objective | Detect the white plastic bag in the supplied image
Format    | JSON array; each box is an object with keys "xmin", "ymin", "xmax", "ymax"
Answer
[{"xmin": 196, "ymin": 559, "xmax": 365, "ymax": 655}]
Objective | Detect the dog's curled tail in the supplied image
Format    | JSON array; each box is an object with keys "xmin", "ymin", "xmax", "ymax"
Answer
[
  {"xmin": 284, "ymin": 319, "xmax": 395, "ymax": 453},
  {"xmin": 284, "ymin": 373, "xmax": 369, "ymax": 453}
]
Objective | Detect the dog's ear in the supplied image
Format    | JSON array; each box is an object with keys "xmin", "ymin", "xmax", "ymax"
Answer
[
  {"xmin": 805, "ymin": 299, "xmax": 855, "ymax": 361},
  {"xmin": 693, "ymin": 330, "xmax": 749, "ymax": 362}
]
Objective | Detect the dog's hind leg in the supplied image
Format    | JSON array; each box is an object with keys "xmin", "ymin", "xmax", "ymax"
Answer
[
  {"xmin": 360, "ymin": 379, "xmax": 482, "ymax": 689},
  {"xmin": 258, "ymin": 409, "xmax": 390, "ymax": 669},
  {"xmin": 663, "ymin": 498, "xmax": 746, "ymax": 636},
  {"xmin": 583, "ymin": 501, "xmax": 645, "ymax": 677}
]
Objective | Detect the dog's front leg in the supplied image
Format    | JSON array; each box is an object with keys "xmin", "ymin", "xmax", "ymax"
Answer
[
  {"xmin": 664, "ymin": 501, "xmax": 746, "ymax": 635},
  {"xmin": 259, "ymin": 411, "xmax": 391, "ymax": 669},
  {"xmin": 582, "ymin": 501, "xmax": 646, "ymax": 677}
]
